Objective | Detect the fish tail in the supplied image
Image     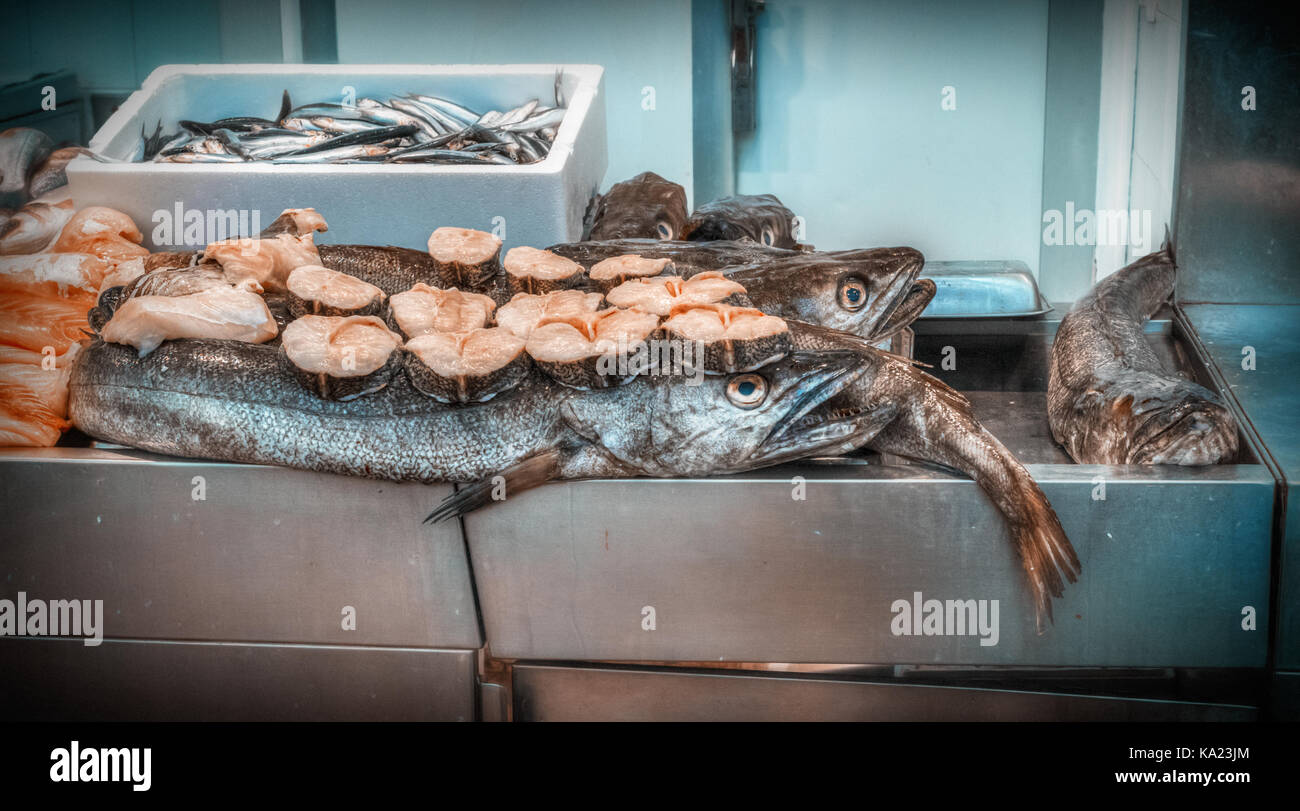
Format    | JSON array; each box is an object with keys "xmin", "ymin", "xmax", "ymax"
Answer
[
  {"xmin": 870, "ymin": 360, "xmax": 1081, "ymax": 632},
  {"xmin": 1004, "ymin": 468, "xmax": 1081, "ymax": 634},
  {"xmin": 424, "ymin": 448, "xmax": 563, "ymax": 524}
]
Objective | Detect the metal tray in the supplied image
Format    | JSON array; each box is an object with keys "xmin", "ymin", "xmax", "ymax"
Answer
[{"xmin": 919, "ymin": 260, "xmax": 1053, "ymax": 319}]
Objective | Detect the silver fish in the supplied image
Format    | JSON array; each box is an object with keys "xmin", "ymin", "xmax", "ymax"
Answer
[
  {"xmin": 498, "ymin": 107, "xmax": 566, "ymax": 133},
  {"xmin": 68, "ymin": 339, "xmax": 871, "ymax": 508}
]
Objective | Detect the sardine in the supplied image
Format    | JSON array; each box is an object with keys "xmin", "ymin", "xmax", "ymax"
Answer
[
  {"xmin": 68, "ymin": 338, "xmax": 870, "ymax": 495},
  {"xmin": 1048, "ymin": 244, "xmax": 1238, "ymax": 465},
  {"xmin": 789, "ymin": 321, "xmax": 1081, "ymax": 632},
  {"xmin": 270, "ymin": 145, "xmax": 391, "ymax": 163},
  {"xmin": 152, "ymin": 91, "xmax": 563, "ymax": 164},
  {"xmin": 685, "ymin": 193, "xmax": 799, "ymax": 248},
  {"xmin": 584, "ymin": 172, "xmax": 690, "ymax": 241}
]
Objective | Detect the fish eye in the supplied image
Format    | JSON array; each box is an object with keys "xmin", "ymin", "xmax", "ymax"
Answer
[
  {"xmin": 838, "ymin": 276, "xmax": 868, "ymax": 310},
  {"xmin": 726, "ymin": 373, "xmax": 768, "ymax": 409},
  {"xmin": 761, "ymin": 226, "xmax": 775, "ymax": 246},
  {"xmin": 656, "ymin": 221, "xmax": 674, "ymax": 240}
]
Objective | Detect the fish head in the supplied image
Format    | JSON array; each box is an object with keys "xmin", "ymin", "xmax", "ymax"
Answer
[
  {"xmin": 587, "ymin": 172, "xmax": 690, "ymax": 241},
  {"xmin": 730, "ymin": 247, "xmax": 926, "ymax": 340},
  {"xmin": 559, "ymin": 349, "xmax": 868, "ymax": 476},
  {"xmin": 684, "ymin": 194, "xmax": 798, "ymax": 248},
  {"xmin": 1128, "ymin": 387, "xmax": 1239, "ymax": 465}
]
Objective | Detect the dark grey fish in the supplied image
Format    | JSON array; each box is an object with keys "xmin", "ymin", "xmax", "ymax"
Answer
[
  {"xmin": 684, "ymin": 193, "xmax": 798, "ymax": 248},
  {"xmin": 68, "ymin": 338, "xmax": 870, "ymax": 503},
  {"xmin": 26, "ymin": 147, "xmax": 93, "ymax": 199},
  {"xmin": 280, "ymin": 124, "xmax": 417, "ymax": 156},
  {"xmin": 548, "ymin": 239, "xmax": 930, "ymax": 343},
  {"xmin": 0, "ymin": 127, "xmax": 54, "ymax": 208},
  {"xmin": 1048, "ymin": 245, "xmax": 1238, "ymax": 465},
  {"xmin": 790, "ymin": 321, "xmax": 1081, "ymax": 632},
  {"xmin": 315, "ymin": 244, "xmax": 454, "ymax": 296},
  {"xmin": 584, "ymin": 172, "xmax": 689, "ymax": 241}
]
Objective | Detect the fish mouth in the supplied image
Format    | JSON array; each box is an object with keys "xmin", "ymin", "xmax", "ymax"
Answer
[
  {"xmin": 1129, "ymin": 398, "xmax": 1238, "ymax": 465},
  {"xmin": 866, "ymin": 248, "xmax": 927, "ymax": 333},
  {"xmin": 834, "ymin": 247, "xmax": 926, "ymax": 339},
  {"xmin": 874, "ymin": 278, "xmax": 936, "ymax": 342},
  {"xmin": 752, "ymin": 350, "xmax": 868, "ymax": 465}
]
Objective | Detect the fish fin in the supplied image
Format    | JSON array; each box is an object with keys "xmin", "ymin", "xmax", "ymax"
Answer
[
  {"xmin": 1007, "ymin": 473, "xmax": 1081, "ymax": 634},
  {"xmin": 580, "ymin": 191, "xmax": 603, "ymax": 241},
  {"xmin": 424, "ymin": 448, "xmax": 564, "ymax": 524},
  {"xmin": 277, "ymin": 90, "xmax": 292, "ymax": 125}
]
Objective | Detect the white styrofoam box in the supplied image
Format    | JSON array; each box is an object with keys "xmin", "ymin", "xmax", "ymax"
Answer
[{"xmin": 69, "ymin": 64, "xmax": 607, "ymax": 251}]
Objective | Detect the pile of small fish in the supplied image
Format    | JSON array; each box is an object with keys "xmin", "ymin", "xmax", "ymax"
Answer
[{"xmin": 144, "ymin": 84, "xmax": 567, "ymax": 166}]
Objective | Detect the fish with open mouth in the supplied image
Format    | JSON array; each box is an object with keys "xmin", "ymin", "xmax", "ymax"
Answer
[
  {"xmin": 68, "ymin": 338, "xmax": 872, "ymax": 496},
  {"xmin": 584, "ymin": 171, "xmax": 690, "ymax": 241},
  {"xmin": 1048, "ymin": 244, "xmax": 1239, "ymax": 465},
  {"xmin": 549, "ymin": 239, "xmax": 933, "ymax": 344},
  {"xmin": 789, "ymin": 321, "xmax": 1081, "ymax": 632},
  {"xmin": 684, "ymin": 193, "xmax": 799, "ymax": 248}
]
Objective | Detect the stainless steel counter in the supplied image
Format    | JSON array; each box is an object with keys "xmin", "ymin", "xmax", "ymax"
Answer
[
  {"xmin": 0, "ymin": 450, "xmax": 482, "ymax": 720},
  {"xmin": 1181, "ymin": 303, "xmax": 1300, "ymax": 672},
  {"xmin": 465, "ymin": 315, "xmax": 1274, "ymax": 668},
  {"xmin": 511, "ymin": 664, "xmax": 1256, "ymax": 722},
  {"xmin": 0, "ymin": 310, "xmax": 1281, "ymax": 717}
]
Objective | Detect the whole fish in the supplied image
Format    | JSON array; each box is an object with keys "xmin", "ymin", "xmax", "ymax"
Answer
[
  {"xmin": 270, "ymin": 145, "xmax": 392, "ymax": 164},
  {"xmin": 685, "ymin": 193, "xmax": 799, "ymax": 248},
  {"xmin": 789, "ymin": 321, "xmax": 1081, "ymax": 632},
  {"xmin": 68, "ymin": 338, "xmax": 870, "ymax": 493},
  {"xmin": 549, "ymin": 239, "xmax": 931, "ymax": 343},
  {"xmin": 278, "ymin": 124, "xmax": 417, "ymax": 156},
  {"xmin": 1048, "ymin": 245, "xmax": 1238, "ymax": 465},
  {"xmin": 584, "ymin": 172, "xmax": 690, "ymax": 241},
  {"xmin": 0, "ymin": 199, "xmax": 76, "ymax": 255},
  {"xmin": 27, "ymin": 147, "xmax": 94, "ymax": 199},
  {"xmin": 0, "ymin": 128, "xmax": 54, "ymax": 208}
]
